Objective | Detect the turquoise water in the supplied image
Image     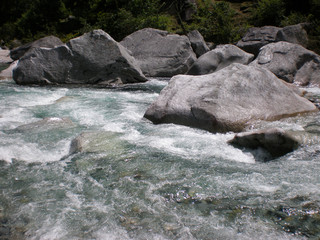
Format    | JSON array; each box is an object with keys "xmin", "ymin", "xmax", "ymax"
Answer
[{"xmin": 0, "ymin": 79, "xmax": 319, "ymax": 240}]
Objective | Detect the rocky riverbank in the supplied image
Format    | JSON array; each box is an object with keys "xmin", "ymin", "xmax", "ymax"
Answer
[{"xmin": 1, "ymin": 24, "xmax": 320, "ymax": 158}]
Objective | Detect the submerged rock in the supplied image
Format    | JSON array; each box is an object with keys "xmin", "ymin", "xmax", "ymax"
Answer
[
  {"xmin": 187, "ymin": 44, "xmax": 254, "ymax": 75},
  {"xmin": 69, "ymin": 131, "xmax": 125, "ymax": 154},
  {"xmin": 10, "ymin": 36, "xmax": 64, "ymax": 60},
  {"xmin": 144, "ymin": 63, "xmax": 317, "ymax": 133},
  {"xmin": 15, "ymin": 117, "xmax": 74, "ymax": 132},
  {"xmin": 13, "ymin": 30, "xmax": 147, "ymax": 86},
  {"xmin": 250, "ymin": 41, "xmax": 320, "ymax": 86},
  {"xmin": 187, "ymin": 30, "xmax": 210, "ymax": 57},
  {"xmin": 120, "ymin": 28, "xmax": 196, "ymax": 77},
  {"xmin": 228, "ymin": 128, "xmax": 299, "ymax": 159}
]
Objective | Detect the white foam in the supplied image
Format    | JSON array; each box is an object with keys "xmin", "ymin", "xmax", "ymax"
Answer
[
  {"xmin": 124, "ymin": 123, "xmax": 256, "ymax": 164},
  {"xmin": 0, "ymin": 137, "xmax": 69, "ymax": 163},
  {"xmin": 11, "ymin": 87, "xmax": 68, "ymax": 107}
]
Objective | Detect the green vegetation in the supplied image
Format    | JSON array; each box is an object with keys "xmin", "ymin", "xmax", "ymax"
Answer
[{"xmin": 0, "ymin": 0, "xmax": 320, "ymax": 52}]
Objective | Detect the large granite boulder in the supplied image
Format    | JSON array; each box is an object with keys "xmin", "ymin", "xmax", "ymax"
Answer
[
  {"xmin": 10, "ymin": 36, "xmax": 64, "ymax": 60},
  {"xmin": 187, "ymin": 30, "xmax": 210, "ymax": 57},
  {"xmin": 144, "ymin": 63, "xmax": 317, "ymax": 133},
  {"xmin": 236, "ymin": 26, "xmax": 281, "ymax": 55},
  {"xmin": 187, "ymin": 44, "xmax": 254, "ymax": 75},
  {"xmin": 13, "ymin": 30, "xmax": 147, "ymax": 86},
  {"xmin": 276, "ymin": 24, "xmax": 308, "ymax": 47},
  {"xmin": 236, "ymin": 24, "xmax": 308, "ymax": 56},
  {"xmin": 228, "ymin": 128, "xmax": 300, "ymax": 160},
  {"xmin": 120, "ymin": 28, "xmax": 196, "ymax": 77},
  {"xmin": 250, "ymin": 41, "xmax": 320, "ymax": 86}
]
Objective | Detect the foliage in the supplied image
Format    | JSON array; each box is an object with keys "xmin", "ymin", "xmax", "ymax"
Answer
[
  {"xmin": 251, "ymin": 0, "xmax": 285, "ymax": 26},
  {"xmin": 0, "ymin": 0, "xmax": 319, "ymax": 53},
  {"xmin": 188, "ymin": 1, "xmax": 242, "ymax": 44}
]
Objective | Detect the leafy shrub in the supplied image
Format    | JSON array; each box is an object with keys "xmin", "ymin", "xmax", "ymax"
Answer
[
  {"xmin": 188, "ymin": 1, "xmax": 239, "ymax": 44},
  {"xmin": 252, "ymin": 0, "xmax": 285, "ymax": 26}
]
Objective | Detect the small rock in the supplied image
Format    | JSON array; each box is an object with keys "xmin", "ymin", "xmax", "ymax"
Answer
[{"xmin": 228, "ymin": 128, "xmax": 300, "ymax": 159}]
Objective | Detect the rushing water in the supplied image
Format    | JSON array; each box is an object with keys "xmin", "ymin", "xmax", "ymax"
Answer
[{"xmin": 0, "ymin": 78, "xmax": 320, "ymax": 240}]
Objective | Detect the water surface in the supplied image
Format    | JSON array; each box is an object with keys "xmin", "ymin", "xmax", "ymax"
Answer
[{"xmin": 0, "ymin": 79, "xmax": 319, "ymax": 240}]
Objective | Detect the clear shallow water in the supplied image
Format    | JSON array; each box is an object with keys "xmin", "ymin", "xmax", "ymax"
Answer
[{"xmin": 0, "ymin": 79, "xmax": 320, "ymax": 240}]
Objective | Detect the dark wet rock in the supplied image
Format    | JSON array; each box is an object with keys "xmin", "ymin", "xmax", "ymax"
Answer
[
  {"xmin": 120, "ymin": 28, "xmax": 196, "ymax": 77},
  {"xmin": 236, "ymin": 24, "xmax": 308, "ymax": 56},
  {"xmin": 187, "ymin": 44, "xmax": 254, "ymax": 75},
  {"xmin": 144, "ymin": 63, "xmax": 317, "ymax": 133},
  {"xmin": 187, "ymin": 30, "xmax": 210, "ymax": 57},
  {"xmin": 228, "ymin": 128, "xmax": 300, "ymax": 159},
  {"xmin": 13, "ymin": 30, "xmax": 147, "ymax": 86},
  {"xmin": 250, "ymin": 41, "xmax": 320, "ymax": 87},
  {"xmin": 10, "ymin": 36, "xmax": 63, "ymax": 60},
  {"xmin": 69, "ymin": 131, "xmax": 125, "ymax": 154}
]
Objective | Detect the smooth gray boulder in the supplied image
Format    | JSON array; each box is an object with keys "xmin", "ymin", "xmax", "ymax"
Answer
[
  {"xmin": 236, "ymin": 24, "xmax": 308, "ymax": 56},
  {"xmin": 144, "ymin": 63, "xmax": 317, "ymax": 133},
  {"xmin": 228, "ymin": 128, "xmax": 299, "ymax": 159},
  {"xmin": 236, "ymin": 26, "xmax": 281, "ymax": 55},
  {"xmin": 13, "ymin": 30, "xmax": 147, "ymax": 86},
  {"xmin": 120, "ymin": 28, "xmax": 196, "ymax": 77},
  {"xmin": 276, "ymin": 24, "xmax": 308, "ymax": 47},
  {"xmin": 187, "ymin": 44, "xmax": 254, "ymax": 75},
  {"xmin": 10, "ymin": 36, "xmax": 64, "ymax": 60},
  {"xmin": 187, "ymin": 30, "xmax": 210, "ymax": 57},
  {"xmin": 250, "ymin": 41, "xmax": 320, "ymax": 86}
]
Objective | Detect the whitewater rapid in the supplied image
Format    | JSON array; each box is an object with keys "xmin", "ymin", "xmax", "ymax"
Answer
[{"xmin": 0, "ymin": 79, "xmax": 319, "ymax": 239}]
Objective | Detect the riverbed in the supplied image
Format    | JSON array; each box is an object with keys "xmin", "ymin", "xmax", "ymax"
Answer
[{"xmin": 0, "ymin": 78, "xmax": 319, "ymax": 239}]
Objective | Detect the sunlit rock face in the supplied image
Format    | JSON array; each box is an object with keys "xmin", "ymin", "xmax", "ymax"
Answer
[
  {"xmin": 144, "ymin": 63, "xmax": 317, "ymax": 133},
  {"xmin": 250, "ymin": 41, "xmax": 320, "ymax": 87},
  {"xmin": 13, "ymin": 30, "xmax": 147, "ymax": 86},
  {"xmin": 120, "ymin": 28, "xmax": 196, "ymax": 77},
  {"xmin": 187, "ymin": 44, "xmax": 254, "ymax": 75}
]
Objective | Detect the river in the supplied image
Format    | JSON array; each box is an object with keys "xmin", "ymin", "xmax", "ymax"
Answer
[{"xmin": 0, "ymin": 78, "xmax": 319, "ymax": 240}]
